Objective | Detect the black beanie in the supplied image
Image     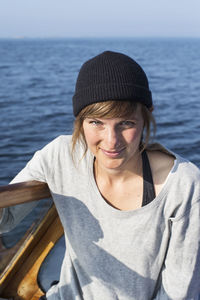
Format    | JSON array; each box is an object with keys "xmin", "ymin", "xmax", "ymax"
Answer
[{"xmin": 72, "ymin": 51, "xmax": 152, "ymax": 116}]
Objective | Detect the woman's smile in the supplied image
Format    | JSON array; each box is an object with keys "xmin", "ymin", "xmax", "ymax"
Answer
[{"xmin": 100, "ymin": 147, "xmax": 126, "ymax": 158}]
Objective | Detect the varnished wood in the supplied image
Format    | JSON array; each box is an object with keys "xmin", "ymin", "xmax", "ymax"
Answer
[
  {"xmin": 0, "ymin": 181, "xmax": 51, "ymax": 208},
  {"xmin": 0, "ymin": 224, "xmax": 34, "ymax": 277},
  {"xmin": 0, "ymin": 181, "xmax": 64, "ymax": 300},
  {"xmin": 0, "ymin": 205, "xmax": 64, "ymax": 299}
]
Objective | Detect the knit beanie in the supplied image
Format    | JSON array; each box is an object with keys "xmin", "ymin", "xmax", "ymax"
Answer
[{"xmin": 72, "ymin": 51, "xmax": 152, "ymax": 116}]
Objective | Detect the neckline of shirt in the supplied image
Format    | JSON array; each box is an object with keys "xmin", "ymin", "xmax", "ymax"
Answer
[{"xmin": 86, "ymin": 149, "xmax": 179, "ymax": 219}]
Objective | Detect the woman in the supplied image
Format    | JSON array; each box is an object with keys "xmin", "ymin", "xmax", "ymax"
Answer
[{"xmin": 0, "ymin": 51, "xmax": 200, "ymax": 299}]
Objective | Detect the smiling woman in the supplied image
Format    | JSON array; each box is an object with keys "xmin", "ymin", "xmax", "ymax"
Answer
[
  {"xmin": 83, "ymin": 110, "xmax": 143, "ymax": 166},
  {"xmin": 72, "ymin": 99, "xmax": 155, "ymax": 157},
  {"xmin": 0, "ymin": 51, "xmax": 200, "ymax": 300}
]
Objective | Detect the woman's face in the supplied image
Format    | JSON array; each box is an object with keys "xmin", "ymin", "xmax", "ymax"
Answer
[{"xmin": 82, "ymin": 104, "xmax": 144, "ymax": 172}]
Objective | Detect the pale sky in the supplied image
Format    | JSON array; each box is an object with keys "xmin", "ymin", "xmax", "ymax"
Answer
[{"xmin": 0, "ymin": 0, "xmax": 200, "ymax": 38}]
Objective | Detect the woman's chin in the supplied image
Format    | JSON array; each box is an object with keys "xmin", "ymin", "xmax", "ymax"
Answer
[{"xmin": 97, "ymin": 157, "xmax": 126, "ymax": 171}]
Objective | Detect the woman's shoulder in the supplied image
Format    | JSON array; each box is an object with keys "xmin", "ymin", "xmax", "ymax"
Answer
[
  {"xmin": 47, "ymin": 135, "xmax": 72, "ymax": 146},
  {"xmin": 40, "ymin": 135, "xmax": 90, "ymax": 166},
  {"xmin": 146, "ymin": 143, "xmax": 200, "ymax": 196},
  {"xmin": 146, "ymin": 144, "xmax": 175, "ymax": 187},
  {"xmin": 39, "ymin": 135, "xmax": 72, "ymax": 153}
]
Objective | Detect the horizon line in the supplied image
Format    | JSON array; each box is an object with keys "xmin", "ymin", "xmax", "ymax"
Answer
[{"xmin": 0, "ymin": 36, "xmax": 200, "ymax": 40}]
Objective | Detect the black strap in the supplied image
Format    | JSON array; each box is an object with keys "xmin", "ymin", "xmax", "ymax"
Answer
[{"xmin": 142, "ymin": 150, "xmax": 156, "ymax": 206}]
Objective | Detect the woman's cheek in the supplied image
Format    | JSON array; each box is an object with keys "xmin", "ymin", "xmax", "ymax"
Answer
[
  {"xmin": 126, "ymin": 129, "xmax": 140, "ymax": 142},
  {"xmin": 85, "ymin": 128, "xmax": 100, "ymax": 145}
]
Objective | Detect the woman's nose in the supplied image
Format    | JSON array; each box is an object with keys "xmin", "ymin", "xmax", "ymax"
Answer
[{"xmin": 105, "ymin": 127, "xmax": 120, "ymax": 149}]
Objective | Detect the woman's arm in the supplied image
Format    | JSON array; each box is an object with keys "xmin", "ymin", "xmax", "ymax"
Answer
[
  {"xmin": 153, "ymin": 200, "xmax": 200, "ymax": 300},
  {"xmin": 0, "ymin": 179, "xmax": 48, "ymax": 232},
  {"xmin": 0, "ymin": 181, "xmax": 51, "ymax": 234},
  {"xmin": 0, "ymin": 136, "xmax": 65, "ymax": 233},
  {"xmin": 0, "ymin": 148, "xmax": 48, "ymax": 233}
]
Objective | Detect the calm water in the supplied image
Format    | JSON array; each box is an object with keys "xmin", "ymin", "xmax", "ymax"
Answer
[
  {"xmin": 0, "ymin": 38, "xmax": 200, "ymax": 186},
  {"xmin": 0, "ymin": 38, "xmax": 200, "ymax": 290}
]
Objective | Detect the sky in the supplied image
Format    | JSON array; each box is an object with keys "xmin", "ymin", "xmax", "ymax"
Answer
[{"xmin": 0, "ymin": 0, "xmax": 200, "ymax": 38}]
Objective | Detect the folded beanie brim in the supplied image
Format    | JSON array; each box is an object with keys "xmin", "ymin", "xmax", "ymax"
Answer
[{"xmin": 73, "ymin": 83, "xmax": 152, "ymax": 116}]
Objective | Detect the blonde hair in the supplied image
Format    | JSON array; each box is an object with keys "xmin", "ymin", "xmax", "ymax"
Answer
[{"xmin": 71, "ymin": 100, "xmax": 156, "ymax": 157}]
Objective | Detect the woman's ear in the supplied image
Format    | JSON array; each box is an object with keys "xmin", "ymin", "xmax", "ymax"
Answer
[{"xmin": 149, "ymin": 106, "xmax": 154, "ymax": 112}]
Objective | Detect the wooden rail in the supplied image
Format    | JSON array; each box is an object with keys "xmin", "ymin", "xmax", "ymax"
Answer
[
  {"xmin": 0, "ymin": 181, "xmax": 51, "ymax": 208},
  {"xmin": 0, "ymin": 181, "xmax": 64, "ymax": 300}
]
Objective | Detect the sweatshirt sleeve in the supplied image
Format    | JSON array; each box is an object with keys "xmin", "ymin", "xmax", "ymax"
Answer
[
  {"xmin": 0, "ymin": 149, "xmax": 47, "ymax": 233},
  {"xmin": 153, "ymin": 200, "xmax": 200, "ymax": 300}
]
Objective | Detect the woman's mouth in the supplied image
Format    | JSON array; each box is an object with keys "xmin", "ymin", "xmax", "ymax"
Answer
[{"xmin": 100, "ymin": 148, "xmax": 125, "ymax": 158}]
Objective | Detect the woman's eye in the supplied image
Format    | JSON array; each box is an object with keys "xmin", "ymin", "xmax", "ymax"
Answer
[
  {"xmin": 89, "ymin": 120, "xmax": 102, "ymax": 126},
  {"xmin": 120, "ymin": 121, "xmax": 136, "ymax": 127}
]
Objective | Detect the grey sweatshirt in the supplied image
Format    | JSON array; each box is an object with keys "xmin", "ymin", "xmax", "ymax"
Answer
[{"xmin": 0, "ymin": 135, "xmax": 200, "ymax": 300}]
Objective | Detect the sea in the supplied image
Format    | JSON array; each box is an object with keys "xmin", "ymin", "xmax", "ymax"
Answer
[
  {"xmin": 0, "ymin": 37, "xmax": 200, "ymax": 290},
  {"xmin": 0, "ymin": 38, "xmax": 200, "ymax": 187}
]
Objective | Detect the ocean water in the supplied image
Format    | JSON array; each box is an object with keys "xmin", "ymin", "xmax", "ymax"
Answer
[
  {"xmin": 0, "ymin": 38, "xmax": 200, "ymax": 187},
  {"xmin": 0, "ymin": 38, "xmax": 200, "ymax": 290}
]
